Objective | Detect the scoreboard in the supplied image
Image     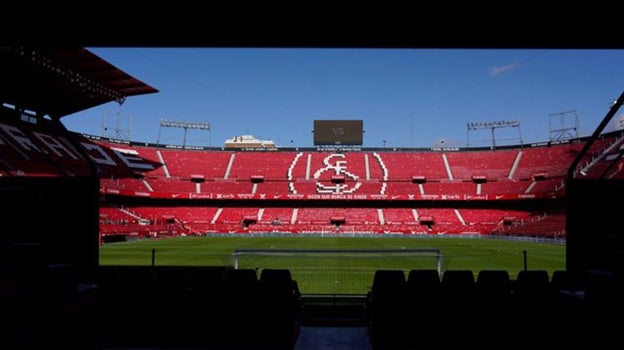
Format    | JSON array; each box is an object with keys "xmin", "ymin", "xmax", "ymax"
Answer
[{"xmin": 313, "ymin": 120, "xmax": 363, "ymax": 145}]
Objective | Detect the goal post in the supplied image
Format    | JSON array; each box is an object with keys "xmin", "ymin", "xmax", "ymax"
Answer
[{"xmin": 232, "ymin": 248, "xmax": 445, "ymax": 295}]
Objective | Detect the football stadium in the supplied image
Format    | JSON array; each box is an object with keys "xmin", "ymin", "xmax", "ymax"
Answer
[{"xmin": 1, "ymin": 47, "xmax": 623, "ymax": 349}]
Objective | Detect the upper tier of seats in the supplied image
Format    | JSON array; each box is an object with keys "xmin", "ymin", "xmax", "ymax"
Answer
[{"xmin": 1, "ymin": 116, "xmax": 621, "ymax": 200}]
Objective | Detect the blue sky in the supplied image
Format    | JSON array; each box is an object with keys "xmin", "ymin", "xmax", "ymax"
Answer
[{"xmin": 62, "ymin": 48, "xmax": 624, "ymax": 148}]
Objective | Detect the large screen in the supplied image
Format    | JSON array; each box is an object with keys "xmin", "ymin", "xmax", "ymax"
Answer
[{"xmin": 313, "ymin": 120, "xmax": 363, "ymax": 145}]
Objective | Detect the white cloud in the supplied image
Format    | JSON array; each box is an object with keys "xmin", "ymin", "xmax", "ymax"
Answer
[{"xmin": 489, "ymin": 62, "xmax": 518, "ymax": 77}]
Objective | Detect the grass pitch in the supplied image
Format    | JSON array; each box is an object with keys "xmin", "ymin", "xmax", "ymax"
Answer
[{"xmin": 99, "ymin": 235, "xmax": 565, "ymax": 295}]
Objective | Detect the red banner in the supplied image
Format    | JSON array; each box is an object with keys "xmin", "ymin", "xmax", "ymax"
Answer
[{"xmin": 102, "ymin": 188, "xmax": 553, "ymax": 201}]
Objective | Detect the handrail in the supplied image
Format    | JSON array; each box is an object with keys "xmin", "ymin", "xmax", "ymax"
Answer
[{"xmin": 567, "ymin": 89, "xmax": 624, "ymax": 179}]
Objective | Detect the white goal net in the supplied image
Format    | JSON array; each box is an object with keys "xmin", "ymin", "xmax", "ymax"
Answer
[{"xmin": 232, "ymin": 248, "xmax": 445, "ymax": 295}]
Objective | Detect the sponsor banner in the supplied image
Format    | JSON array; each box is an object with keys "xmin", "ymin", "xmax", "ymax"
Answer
[{"xmin": 102, "ymin": 188, "xmax": 551, "ymax": 201}]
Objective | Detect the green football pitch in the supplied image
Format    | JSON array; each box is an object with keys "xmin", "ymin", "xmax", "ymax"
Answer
[{"xmin": 99, "ymin": 235, "xmax": 565, "ymax": 295}]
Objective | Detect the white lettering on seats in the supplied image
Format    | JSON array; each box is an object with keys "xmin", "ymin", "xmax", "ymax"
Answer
[
  {"xmin": 0, "ymin": 123, "xmax": 41, "ymax": 153},
  {"xmin": 81, "ymin": 142, "xmax": 117, "ymax": 166},
  {"xmin": 111, "ymin": 148, "xmax": 155, "ymax": 170},
  {"xmin": 32, "ymin": 132, "xmax": 80, "ymax": 159}
]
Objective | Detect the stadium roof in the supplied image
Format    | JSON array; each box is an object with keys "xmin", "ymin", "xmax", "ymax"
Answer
[{"xmin": 0, "ymin": 47, "xmax": 158, "ymax": 118}]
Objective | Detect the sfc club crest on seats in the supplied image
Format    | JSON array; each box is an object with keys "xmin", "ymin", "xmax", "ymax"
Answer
[{"xmin": 287, "ymin": 152, "xmax": 388, "ymax": 195}]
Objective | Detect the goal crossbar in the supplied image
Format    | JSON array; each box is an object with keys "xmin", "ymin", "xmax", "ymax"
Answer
[{"xmin": 232, "ymin": 248, "xmax": 443, "ymax": 274}]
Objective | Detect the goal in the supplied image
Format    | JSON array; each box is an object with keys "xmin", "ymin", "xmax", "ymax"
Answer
[{"xmin": 231, "ymin": 248, "xmax": 445, "ymax": 295}]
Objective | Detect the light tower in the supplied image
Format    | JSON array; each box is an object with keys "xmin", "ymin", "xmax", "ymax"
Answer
[
  {"xmin": 101, "ymin": 111, "xmax": 132, "ymax": 141},
  {"xmin": 466, "ymin": 119, "xmax": 522, "ymax": 149},
  {"xmin": 157, "ymin": 118, "xmax": 211, "ymax": 147},
  {"xmin": 549, "ymin": 110, "xmax": 579, "ymax": 142}
]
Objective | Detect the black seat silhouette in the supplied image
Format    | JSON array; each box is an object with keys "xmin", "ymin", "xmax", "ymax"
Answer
[
  {"xmin": 402, "ymin": 269, "xmax": 442, "ymax": 347},
  {"xmin": 406, "ymin": 269, "xmax": 440, "ymax": 299},
  {"xmin": 441, "ymin": 269, "xmax": 475, "ymax": 301},
  {"xmin": 257, "ymin": 269, "xmax": 302, "ymax": 349},
  {"xmin": 439, "ymin": 270, "xmax": 477, "ymax": 343},
  {"xmin": 510, "ymin": 269, "xmax": 555, "ymax": 337},
  {"xmin": 367, "ymin": 269, "xmax": 407, "ymax": 350},
  {"xmin": 476, "ymin": 269, "xmax": 511, "ymax": 301},
  {"xmin": 367, "ymin": 269, "xmax": 407, "ymax": 323},
  {"xmin": 219, "ymin": 269, "xmax": 261, "ymax": 349},
  {"xmin": 515, "ymin": 269, "xmax": 551, "ymax": 301},
  {"xmin": 551, "ymin": 269, "xmax": 584, "ymax": 295}
]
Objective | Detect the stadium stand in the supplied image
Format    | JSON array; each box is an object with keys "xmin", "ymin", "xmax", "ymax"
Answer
[
  {"xmin": 3, "ymin": 104, "xmax": 605, "ymax": 238},
  {"xmin": 73, "ymin": 137, "xmax": 605, "ymax": 237}
]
